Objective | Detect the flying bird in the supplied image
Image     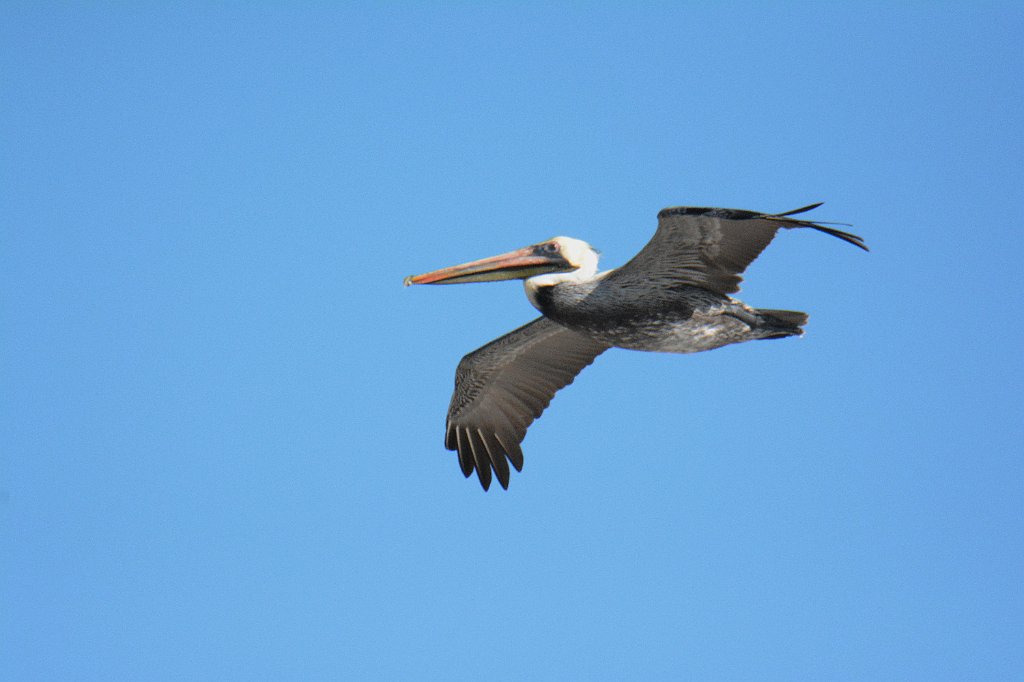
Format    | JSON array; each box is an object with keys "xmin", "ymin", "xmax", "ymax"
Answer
[{"xmin": 405, "ymin": 203, "xmax": 867, "ymax": 490}]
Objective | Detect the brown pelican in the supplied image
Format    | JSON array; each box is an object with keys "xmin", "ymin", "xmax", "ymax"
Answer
[{"xmin": 405, "ymin": 203, "xmax": 867, "ymax": 490}]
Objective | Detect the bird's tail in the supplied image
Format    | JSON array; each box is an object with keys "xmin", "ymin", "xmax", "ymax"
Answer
[{"xmin": 756, "ymin": 308, "xmax": 808, "ymax": 340}]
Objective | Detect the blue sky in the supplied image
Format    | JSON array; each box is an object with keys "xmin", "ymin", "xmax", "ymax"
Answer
[{"xmin": 2, "ymin": 3, "xmax": 1022, "ymax": 680}]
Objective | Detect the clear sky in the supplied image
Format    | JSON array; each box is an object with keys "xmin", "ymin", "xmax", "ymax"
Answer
[{"xmin": 2, "ymin": 3, "xmax": 1022, "ymax": 680}]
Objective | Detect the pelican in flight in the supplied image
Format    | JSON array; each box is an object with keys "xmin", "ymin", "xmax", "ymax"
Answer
[{"xmin": 405, "ymin": 203, "xmax": 867, "ymax": 490}]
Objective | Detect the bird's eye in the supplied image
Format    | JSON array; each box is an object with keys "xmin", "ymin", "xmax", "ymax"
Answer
[{"xmin": 543, "ymin": 242, "xmax": 560, "ymax": 253}]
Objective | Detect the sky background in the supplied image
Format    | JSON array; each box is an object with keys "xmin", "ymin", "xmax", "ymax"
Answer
[{"xmin": 2, "ymin": 3, "xmax": 1022, "ymax": 680}]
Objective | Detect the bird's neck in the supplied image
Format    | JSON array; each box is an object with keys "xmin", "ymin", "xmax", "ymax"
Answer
[
  {"xmin": 524, "ymin": 268, "xmax": 599, "ymax": 312},
  {"xmin": 523, "ymin": 247, "xmax": 600, "ymax": 312}
]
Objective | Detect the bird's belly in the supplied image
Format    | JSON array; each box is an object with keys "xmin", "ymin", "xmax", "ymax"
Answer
[
  {"xmin": 583, "ymin": 311, "xmax": 755, "ymax": 354},
  {"xmin": 541, "ymin": 283, "xmax": 757, "ymax": 354}
]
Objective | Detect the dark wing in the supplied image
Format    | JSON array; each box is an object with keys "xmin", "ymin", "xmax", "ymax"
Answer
[
  {"xmin": 606, "ymin": 203, "xmax": 867, "ymax": 295},
  {"xmin": 445, "ymin": 316, "xmax": 611, "ymax": 490}
]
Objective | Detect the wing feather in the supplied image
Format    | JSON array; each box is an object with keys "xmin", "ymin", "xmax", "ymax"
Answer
[
  {"xmin": 446, "ymin": 316, "xmax": 610, "ymax": 490},
  {"xmin": 608, "ymin": 204, "xmax": 867, "ymax": 295}
]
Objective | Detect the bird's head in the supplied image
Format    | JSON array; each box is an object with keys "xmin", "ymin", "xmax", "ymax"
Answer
[{"xmin": 404, "ymin": 236, "xmax": 600, "ymax": 288}]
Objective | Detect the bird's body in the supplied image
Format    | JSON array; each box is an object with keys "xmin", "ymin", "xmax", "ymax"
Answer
[
  {"xmin": 530, "ymin": 274, "xmax": 805, "ymax": 354},
  {"xmin": 406, "ymin": 203, "xmax": 867, "ymax": 490}
]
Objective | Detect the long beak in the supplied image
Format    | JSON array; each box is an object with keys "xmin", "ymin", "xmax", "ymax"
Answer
[{"xmin": 404, "ymin": 245, "xmax": 570, "ymax": 286}]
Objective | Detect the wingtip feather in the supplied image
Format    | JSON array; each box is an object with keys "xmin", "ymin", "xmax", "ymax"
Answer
[
  {"xmin": 775, "ymin": 202, "xmax": 824, "ymax": 217},
  {"xmin": 769, "ymin": 204, "xmax": 869, "ymax": 252}
]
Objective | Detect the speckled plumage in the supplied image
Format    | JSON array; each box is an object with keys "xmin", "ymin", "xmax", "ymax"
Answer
[{"xmin": 531, "ymin": 276, "xmax": 803, "ymax": 353}]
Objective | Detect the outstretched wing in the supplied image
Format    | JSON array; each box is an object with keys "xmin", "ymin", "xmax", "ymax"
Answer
[
  {"xmin": 445, "ymin": 317, "xmax": 611, "ymax": 490},
  {"xmin": 607, "ymin": 203, "xmax": 867, "ymax": 295}
]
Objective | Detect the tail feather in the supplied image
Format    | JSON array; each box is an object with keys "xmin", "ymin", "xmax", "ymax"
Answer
[
  {"xmin": 756, "ymin": 308, "xmax": 808, "ymax": 340},
  {"xmin": 759, "ymin": 308, "xmax": 808, "ymax": 328}
]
